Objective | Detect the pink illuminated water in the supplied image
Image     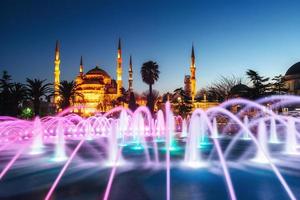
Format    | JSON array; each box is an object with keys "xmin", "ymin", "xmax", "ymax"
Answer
[{"xmin": 0, "ymin": 96, "xmax": 299, "ymax": 199}]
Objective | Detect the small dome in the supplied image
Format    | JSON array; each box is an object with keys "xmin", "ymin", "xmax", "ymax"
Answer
[
  {"xmin": 230, "ymin": 84, "xmax": 250, "ymax": 95},
  {"xmin": 285, "ymin": 62, "xmax": 300, "ymax": 76},
  {"xmin": 86, "ymin": 66, "xmax": 110, "ymax": 78}
]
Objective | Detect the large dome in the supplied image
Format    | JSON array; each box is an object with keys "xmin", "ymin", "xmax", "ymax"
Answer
[
  {"xmin": 285, "ymin": 62, "xmax": 300, "ymax": 76},
  {"xmin": 86, "ymin": 66, "xmax": 110, "ymax": 78}
]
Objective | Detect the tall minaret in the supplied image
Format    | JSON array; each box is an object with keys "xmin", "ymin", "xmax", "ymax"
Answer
[
  {"xmin": 190, "ymin": 44, "xmax": 196, "ymax": 102},
  {"xmin": 116, "ymin": 38, "xmax": 123, "ymax": 95},
  {"xmin": 54, "ymin": 40, "xmax": 61, "ymax": 106},
  {"xmin": 79, "ymin": 56, "xmax": 84, "ymax": 75},
  {"xmin": 128, "ymin": 55, "xmax": 133, "ymax": 92}
]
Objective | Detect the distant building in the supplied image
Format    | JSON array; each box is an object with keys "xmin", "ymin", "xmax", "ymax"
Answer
[
  {"xmin": 184, "ymin": 75, "xmax": 191, "ymax": 97},
  {"xmin": 53, "ymin": 39, "xmax": 134, "ymax": 115},
  {"xmin": 284, "ymin": 62, "xmax": 300, "ymax": 95},
  {"xmin": 183, "ymin": 45, "xmax": 219, "ymax": 110}
]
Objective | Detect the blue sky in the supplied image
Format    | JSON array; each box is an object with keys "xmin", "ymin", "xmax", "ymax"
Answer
[{"xmin": 1, "ymin": 0, "xmax": 300, "ymax": 93}]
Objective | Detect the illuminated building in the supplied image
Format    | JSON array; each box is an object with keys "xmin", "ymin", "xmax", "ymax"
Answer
[
  {"xmin": 190, "ymin": 44, "xmax": 196, "ymax": 102},
  {"xmin": 128, "ymin": 55, "xmax": 133, "ymax": 92},
  {"xmin": 285, "ymin": 62, "xmax": 300, "ymax": 95},
  {"xmin": 184, "ymin": 44, "xmax": 219, "ymax": 110},
  {"xmin": 184, "ymin": 75, "xmax": 191, "ymax": 97},
  {"xmin": 116, "ymin": 38, "xmax": 123, "ymax": 96},
  {"xmin": 53, "ymin": 40, "xmax": 61, "ymax": 108},
  {"xmin": 53, "ymin": 39, "xmax": 127, "ymax": 115}
]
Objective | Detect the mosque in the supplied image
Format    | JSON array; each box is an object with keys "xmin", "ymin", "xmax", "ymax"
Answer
[
  {"xmin": 53, "ymin": 39, "xmax": 133, "ymax": 115},
  {"xmin": 52, "ymin": 39, "xmax": 218, "ymax": 115}
]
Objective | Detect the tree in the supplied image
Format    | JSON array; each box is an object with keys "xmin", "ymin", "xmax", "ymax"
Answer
[
  {"xmin": 0, "ymin": 70, "xmax": 13, "ymax": 115},
  {"xmin": 173, "ymin": 87, "xmax": 193, "ymax": 118},
  {"xmin": 9, "ymin": 83, "xmax": 28, "ymax": 116},
  {"xmin": 207, "ymin": 75, "xmax": 243, "ymax": 101},
  {"xmin": 116, "ymin": 87, "xmax": 128, "ymax": 106},
  {"xmin": 246, "ymin": 69, "xmax": 270, "ymax": 99},
  {"xmin": 128, "ymin": 92, "xmax": 138, "ymax": 111},
  {"xmin": 162, "ymin": 92, "xmax": 172, "ymax": 103},
  {"xmin": 142, "ymin": 89, "xmax": 160, "ymax": 110},
  {"xmin": 271, "ymin": 75, "xmax": 288, "ymax": 95},
  {"xmin": 141, "ymin": 61, "xmax": 160, "ymax": 113},
  {"xmin": 26, "ymin": 78, "xmax": 52, "ymax": 116},
  {"xmin": 58, "ymin": 80, "xmax": 82, "ymax": 109}
]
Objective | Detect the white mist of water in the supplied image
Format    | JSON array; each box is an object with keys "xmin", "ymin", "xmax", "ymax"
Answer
[
  {"xmin": 269, "ymin": 117, "xmax": 279, "ymax": 144},
  {"xmin": 30, "ymin": 117, "xmax": 44, "ymax": 154},
  {"xmin": 285, "ymin": 118, "xmax": 299, "ymax": 155},
  {"xmin": 54, "ymin": 120, "xmax": 67, "ymax": 162},
  {"xmin": 184, "ymin": 115, "xmax": 202, "ymax": 167},
  {"xmin": 253, "ymin": 119, "xmax": 269, "ymax": 163},
  {"xmin": 211, "ymin": 118, "xmax": 219, "ymax": 139},
  {"xmin": 181, "ymin": 119, "xmax": 188, "ymax": 138},
  {"xmin": 242, "ymin": 116, "xmax": 251, "ymax": 140},
  {"xmin": 118, "ymin": 110, "xmax": 128, "ymax": 146}
]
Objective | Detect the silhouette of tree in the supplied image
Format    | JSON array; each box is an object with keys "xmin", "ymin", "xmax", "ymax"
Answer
[
  {"xmin": 0, "ymin": 70, "xmax": 13, "ymax": 115},
  {"xmin": 9, "ymin": 83, "xmax": 28, "ymax": 116},
  {"xmin": 246, "ymin": 69, "xmax": 270, "ymax": 98},
  {"xmin": 162, "ymin": 92, "xmax": 172, "ymax": 103},
  {"xmin": 141, "ymin": 61, "xmax": 160, "ymax": 113},
  {"xmin": 58, "ymin": 80, "xmax": 82, "ymax": 109},
  {"xmin": 116, "ymin": 87, "xmax": 128, "ymax": 106},
  {"xmin": 173, "ymin": 87, "xmax": 192, "ymax": 117},
  {"xmin": 207, "ymin": 75, "xmax": 243, "ymax": 101},
  {"xmin": 128, "ymin": 92, "xmax": 137, "ymax": 111},
  {"xmin": 26, "ymin": 78, "xmax": 52, "ymax": 116},
  {"xmin": 271, "ymin": 75, "xmax": 288, "ymax": 95}
]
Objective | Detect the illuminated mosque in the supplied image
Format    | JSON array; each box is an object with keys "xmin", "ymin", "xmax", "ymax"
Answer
[
  {"xmin": 52, "ymin": 38, "xmax": 217, "ymax": 115},
  {"xmin": 53, "ymin": 39, "xmax": 133, "ymax": 115}
]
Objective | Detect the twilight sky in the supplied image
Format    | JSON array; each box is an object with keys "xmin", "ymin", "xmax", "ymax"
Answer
[{"xmin": 1, "ymin": 0, "xmax": 300, "ymax": 93}]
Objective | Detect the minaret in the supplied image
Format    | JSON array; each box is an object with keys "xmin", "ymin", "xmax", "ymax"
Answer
[
  {"xmin": 190, "ymin": 44, "xmax": 196, "ymax": 102},
  {"xmin": 116, "ymin": 38, "xmax": 123, "ymax": 96},
  {"xmin": 128, "ymin": 55, "xmax": 133, "ymax": 92},
  {"xmin": 79, "ymin": 56, "xmax": 84, "ymax": 75},
  {"xmin": 54, "ymin": 40, "xmax": 61, "ymax": 106}
]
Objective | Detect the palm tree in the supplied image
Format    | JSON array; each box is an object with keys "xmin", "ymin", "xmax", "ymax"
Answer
[
  {"xmin": 140, "ymin": 61, "xmax": 160, "ymax": 113},
  {"xmin": 9, "ymin": 83, "xmax": 28, "ymax": 115},
  {"xmin": 0, "ymin": 71, "xmax": 13, "ymax": 115},
  {"xmin": 58, "ymin": 80, "xmax": 82, "ymax": 109},
  {"xmin": 26, "ymin": 78, "xmax": 52, "ymax": 116}
]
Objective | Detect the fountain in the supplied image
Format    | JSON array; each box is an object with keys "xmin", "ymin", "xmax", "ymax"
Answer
[
  {"xmin": 269, "ymin": 117, "xmax": 279, "ymax": 144},
  {"xmin": 242, "ymin": 115, "xmax": 251, "ymax": 140},
  {"xmin": 0, "ymin": 96, "xmax": 299, "ymax": 200},
  {"xmin": 30, "ymin": 117, "xmax": 44, "ymax": 155},
  {"xmin": 53, "ymin": 120, "xmax": 67, "ymax": 162},
  {"xmin": 285, "ymin": 118, "xmax": 299, "ymax": 155},
  {"xmin": 211, "ymin": 117, "xmax": 219, "ymax": 139},
  {"xmin": 252, "ymin": 119, "xmax": 269, "ymax": 163}
]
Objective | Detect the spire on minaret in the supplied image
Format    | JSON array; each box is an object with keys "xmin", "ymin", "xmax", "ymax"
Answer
[
  {"xmin": 116, "ymin": 38, "xmax": 123, "ymax": 96},
  {"xmin": 191, "ymin": 43, "xmax": 195, "ymax": 66},
  {"xmin": 79, "ymin": 56, "xmax": 83, "ymax": 74},
  {"xmin": 128, "ymin": 55, "xmax": 133, "ymax": 92},
  {"xmin": 129, "ymin": 55, "xmax": 132, "ymax": 67},
  {"xmin": 190, "ymin": 43, "xmax": 196, "ymax": 102},
  {"xmin": 55, "ymin": 40, "xmax": 60, "ymax": 61},
  {"xmin": 54, "ymin": 40, "xmax": 61, "ymax": 108},
  {"xmin": 118, "ymin": 38, "xmax": 121, "ymax": 51}
]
